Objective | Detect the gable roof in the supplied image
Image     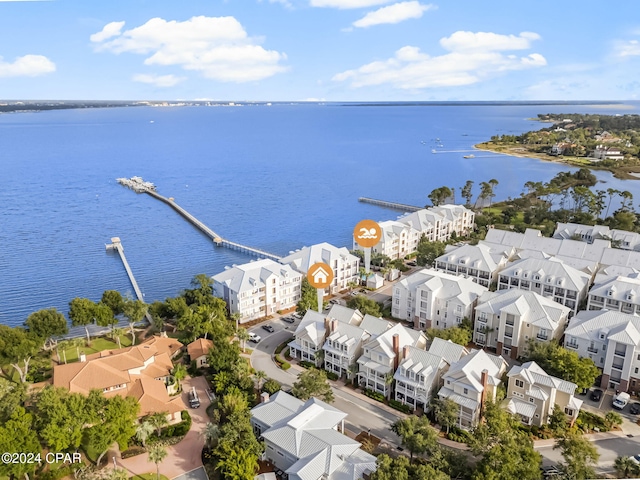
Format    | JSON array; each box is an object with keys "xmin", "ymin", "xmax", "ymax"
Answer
[
  {"xmin": 444, "ymin": 349, "xmax": 506, "ymax": 392},
  {"xmin": 508, "ymin": 361, "xmax": 577, "ymax": 395},
  {"xmin": 428, "ymin": 337, "xmax": 468, "ymax": 365},
  {"xmin": 280, "ymin": 243, "xmax": 359, "ymax": 273},
  {"xmin": 565, "ymin": 309, "xmax": 640, "ymax": 345},
  {"xmin": 187, "ymin": 338, "xmax": 213, "ymax": 359},
  {"xmin": 213, "ymin": 258, "xmax": 301, "ymax": 293}
]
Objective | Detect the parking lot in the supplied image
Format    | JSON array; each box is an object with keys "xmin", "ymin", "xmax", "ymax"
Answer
[{"xmin": 581, "ymin": 387, "xmax": 640, "ymax": 422}]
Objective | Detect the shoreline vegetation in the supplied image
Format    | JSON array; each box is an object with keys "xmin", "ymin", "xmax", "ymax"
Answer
[{"xmin": 475, "ymin": 112, "xmax": 640, "ymax": 180}]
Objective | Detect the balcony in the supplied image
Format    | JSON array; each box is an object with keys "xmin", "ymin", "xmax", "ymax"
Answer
[
  {"xmin": 505, "ymin": 319, "xmax": 514, "ymax": 326},
  {"xmin": 587, "ymin": 346, "xmax": 598, "ymax": 354},
  {"xmin": 536, "ymin": 333, "xmax": 549, "ymax": 341},
  {"xmin": 615, "ymin": 350, "xmax": 626, "ymax": 358},
  {"xmin": 566, "ymin": 342, "xmax": 579, "ymax": 350},
  {"xmin": 612, "ymin": 363, "xmax": 624, "ymax": 371},
  {"xmin": 504, "ymin": 331, "xmax": 513, "ymax": 338},
  {"xmin": 566, "ymin": 291, "xmax": 577, "ymax": 299}
]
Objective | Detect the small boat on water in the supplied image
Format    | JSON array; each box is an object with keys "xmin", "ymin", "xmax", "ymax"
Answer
[
  {"xmin": 463, "ymin": 154, "xmax": 475, "ymax": 159},
  {"xmin": 432, "ymin": 149, "xmax": 437, "ymax": 154}
]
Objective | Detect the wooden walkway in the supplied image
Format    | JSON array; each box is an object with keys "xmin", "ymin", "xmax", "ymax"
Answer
[
  {"xmin": 358, "ymin": 197, "xmax": 422, "ymax": 212},
  {"xmin": 122, "ymin": 180, "xmax": 282, "ymax": 261}
]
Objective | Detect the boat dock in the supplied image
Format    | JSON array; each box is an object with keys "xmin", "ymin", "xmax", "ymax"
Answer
[
  {"xmin": 117, "ymin": 177, "xmax": 282, "ymax": 261},
  {"xmin": 358, "ymin": 197, "xmax": 422, "ymax": 212}
]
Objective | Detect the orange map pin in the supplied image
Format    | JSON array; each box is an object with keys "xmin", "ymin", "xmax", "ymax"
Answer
[
  {"xmin": 307, "ymin": 262, "xmax": 334, "ymax": 289},
  {"xmin": 354, "ymin": 219, "xmax": 382, "ymax": 248}
]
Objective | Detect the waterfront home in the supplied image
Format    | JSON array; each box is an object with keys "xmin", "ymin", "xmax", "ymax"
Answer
[
  {"xmin": 213, "ymin": 258, "xmax": 303, "ymax": 324},
  {"xmin": 288, "ymin": 310, "xmax": 329, "ymax": 365},
  {"xmin": 437, "ymin": 349, "xmax": 507, "ymax": 429},
  {"xmin": 365, "ymin": 220, "xmax": 418, "ymax": 260},
  {"xmin": 434, "ymin": 241, "xmax": 512, "ymax": 288},
  {"xmin": 357, "ymin": 323, "xmax": 427, "ymax": 398},
  {"xmin": 323, "ymin": 314, "xmax": 391, "ymax": 380},
  {"xmin": 393, "ymin": 268, "xmax": 487, "ymax": 329},
  {"xmin": 394, "ymin": 338, "xmax": 468, "ymax": 411},
  {"xmin": 591, "ymin": 145, "xmax": 624, "ymax": 161},
  {"xmin": 52, "ymin": 335, "xmax": 186, "ymax": 421},
  {"xmin": 250, "ymin": 391, "xmax": 377, "ymax": 480},
  {"xmin": 474, "ymin": 289, "xmax": 571, "ymax": 359},
  {"xmin": 187, "ymin": 338, "xmax": 213, "ymax": 368},
  {"xmin": 554, "ymin": 222, "xmax": 640, "ymax": 251},
  {"xmin": 564, "ymin": 310, "xmax": 640, "ymax": 392},
  {"xmin": 280, "ymin": 243, "xmax": 360, "ymax": 294},
  {"xmin": 505, "ymin": 361, "xmax": 582, "ymax": 427},
  {"xmin": 496, "ymin": 257, "xmax": 591, "ymax": 316},
  {"xmin": 398, "ymin": 205, "xmax": 474, "ymax": 248}
]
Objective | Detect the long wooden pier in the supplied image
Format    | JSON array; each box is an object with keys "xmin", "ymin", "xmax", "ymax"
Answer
[
  {"xmin": 358, "ymin": 197, "xmax": 423, "ymax": 212},
  {"xmin": 118, "ymin": 178, "xmax": 282, "ymax": 261}
]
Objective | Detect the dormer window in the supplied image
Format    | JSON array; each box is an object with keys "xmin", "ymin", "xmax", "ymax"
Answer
[{"xmin": 534, "ymin": 275, "xmax": 540, "ymax": 280}]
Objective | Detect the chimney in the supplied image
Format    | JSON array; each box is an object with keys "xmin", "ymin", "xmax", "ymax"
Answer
[
  {"xmin": 331, "ymin": 319, "xmax": 338, "ymax": 333},
  {"xmin": 403, "ymin": 345, "xmax": 410, "ymax": 361},
  {"xmin": 392, "ymin": 334, "xmax": 400, "ymax": 370},
  {"xmin": 160, "ymin": 331, "xmax": 167, "ymax": 338},
  {"xmin": 479, "ymin": 369, "xmax": 489, "ymax": 418},
  {"xmin": 79, "ymin": 353, "xmax": 86, "ymax": 363},
  {"xmin": 324, "ymin": 317, "xmax": 331, "ymax": 337},
  {"xmin": 260, "ymin": 392, "xmax": 270, "ymax": 403}
]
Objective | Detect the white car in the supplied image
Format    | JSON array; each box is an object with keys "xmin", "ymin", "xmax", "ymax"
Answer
[{"xmin": 248, "ymin": 332, "xmax": 262, "ymax": 343}]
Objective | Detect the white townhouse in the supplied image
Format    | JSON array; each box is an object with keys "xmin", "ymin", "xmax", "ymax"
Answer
[
  {"xmin": 280, "ymin": 243, "xmax": 360, "ymax": 294},
  {"xmin": 438, "ymin": 349, "xmax": 507, "ymax": 429},
  {"xmin": 394, "ymin": 338, "xmax": 468, "ymax": 411},
  {"xmin": 212, "ymin": 258, "xmax": 303, "ymax": 323},
  {"xmin": 588, "ymin": 275, "xmax": 640, "ymax": 315},
  {"xmin": 288, "ymin": 310, "xmax": 329, "ymax": 365},
  {"xmin": 250, "ymin": 391, "xmax": 377, "ymax": 480},
  {"xmin": 323, "ymin": 314, "xmax": 391, "ymax": 380},
  {"xmin": 393, "ymin": 268, "xmax": 487, "ymax": 330},
  {"xmin": 564, "ymin": 310, "xmax": 640, "ymax": 392},
  {"xmin": 474, "ymin": 289, "xmax": 571, "ymax": 360},
  {"xmin": 554, "ymin": 222, "xmax": 640, "ymax": 251},
  {"xmin": 357, "ymin": 323, "xmax": 427, "ymax": 398},
  {"xmin": 430, "ymin": 204, "xmax": 475, "ymax": 237},
  {"xmin": 434, "ymin": 242, "xmax": 512, "ymax": 288},
  {"xmin": 399, "ymin": 205, "xmax": 474, "ymax": 247},
  {"xmin": 505, "ymin": 361, "xmax": 582, "ymax": 427},
  {"xmin": 365, "ymin": 220, "xmax": 418, "ymax": 260},
  {"xmin": 496, "ymin": 257, "xmax": 591, "ymax": 316}
]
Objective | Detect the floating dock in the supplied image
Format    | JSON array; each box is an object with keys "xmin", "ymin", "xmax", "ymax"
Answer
[
  {"xmin": 358, "ymin": 197, "xmax": 422, "ymax": 212},
  {"xmin": 117, "ymin": 177, "xmax": 282, "ymax": 261}
]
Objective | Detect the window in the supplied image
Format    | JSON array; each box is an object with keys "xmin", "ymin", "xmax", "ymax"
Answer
[
  {"xmin": 463, "ymin": 388, "xmax": 468, "ymax": 395},
  {"xmin": 515, "ymin": 379, "xmax": 524, "ymax": 388},
  {"xmin": 636, "ymin": 368, "xmax": 639, "ymax": 374},
  {"xmin": 564, "ymin": 408, "xmax": 574, "ymax": 416},
  {"xmin": 529, "ymin": 397, "xmax": 535, "ymax": 403}
]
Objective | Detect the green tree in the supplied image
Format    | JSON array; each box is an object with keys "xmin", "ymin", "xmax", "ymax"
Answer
[
  {"xmin": 427, "ymin": 326, "xmax": 471, "ymax": 347},
  {"xmin": 203, "ymin": 422, "xmax": 220, "ymax": 448},
  {"xmin": 292, "ymin": 368, "xmax": 334, "ymax": 403},
  {"xmin": 148, "ymin": 411, "xmax": 169, "ymax": 437},
  {"xmin": 432, "ymin": 397, "xmax": 458, "ymax": 434},
  {"xmin": 548, "ymin": 404, "xmax": 569, "ymax": 436},
  {"xmin": 136, "ymin": 420, "xmax": 154, "ymax": 447},
  {"xmin": 0, "ymin": 325, "xmax": 42, "ymax": 383},
  {"xmin": 33, "ymin": 386, "xmax": 88, "ymax": 451},
  {"xmin": 297, "ymin": 277, "xmax": 318, "ymax": 316},
  {"xmin": 94, "ymin": 302, "xmax": 117, "ymax": 332},
  {"xmin": 216, "ymin": 443, "xmax": 259, "ymax": 480},
  {"xmin": 416, "ymin": 239, "xmax": 446, "ymax": 267},
  {"xmin": 461, "ymin": 180, "xmax": 474, "ymax": 207},
  {"xmin": 101, "ymin": 290, "xmax": 125, "ymax": 316},
  {"xmin": 69, "ymin": 297, "xmax": 98, "ymax": 345},
  {"xmin": 172, "ymin": 363, "xmax": 187, "ymax": 389},
  {"xmin": 0, "ymin": 406, "xmax": 41, "ymax": 480},
  {"xmin": 24, "ymin": 308, "xmax": 68, "ymax": 349},
  {"xmin": 262, "ymin": 378, "xmax": 282, "ymax": 395},
  {"xmin": 472, "ymin": 434, "xmax": 542, "ymax": 480},
  {"xmin": 237, "ymin": 327, "xmax": 250, "ymax": 353},
  {"xmin": 122, "ymin": 298, "xmax": 148, "ymax": 345},
  {"xmin": 555, "ymin": 429, "xmax": 599, "ymax": 480},
  {"xmin": 428, "ymin": 186, "xmax": 453, "ymax": 207},
  {"xmin": 218, "ymin": 387, "xmax": 250, "ymax": 422},
  {"xmin": 0, "ymin": 378, "xmax": 27, "ymax": 422},
  {"xmin": 391, "ymin": 415, "xmax": 438, "ymax": 463},
  {"xmin": 605, "ymin": 411, "xmax": 623, "ymax": 430},
  {"xmin": 614, "ymin": 455, "xmax": 640, "ymax": 479},
  {"xmin": 207, "ymin": 338, "xmax": 241, "ymax": 374},
  {"xmin": 346, "ymin": 295, "xmax": 382, "ymax": 317},
  {"xmin": 148, "ymin": 443, "xmax": 168, "ymax": 480},
  {"xmin": 88, "ymin": 394, "xmax": 139, "ymax": 466},
  {"xmin": 254, "ymin": 370, "xmax": 267, "ymax": 392},
  {"xmin": 370, "ymin": 454, "xmax": 410, "ymax": 480}
]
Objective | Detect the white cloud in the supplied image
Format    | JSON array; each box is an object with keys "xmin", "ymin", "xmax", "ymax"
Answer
[
  {"xmin": 440, "ymin": 31, "xmax": 540, "ymax": 52},
  {"xmin": 90, "ymin": 21, "xmax": 125, "ymax": 43},
  {"xmin": 353, "ymin": 1, "xmax": 434, "ymax": 28},
  {"xmin": 332, "ymin": 31, "xmax": 546, "ymax": 90},
  {"xmin": 311, "ymin": 0, "xmax": 392, "ymax": 9},
  {"xmin": 91, "ymin": 16, "xmax": 288, "ymax": 83},
  {"xmin": 614, "ymin": 39, "xmax": 640, "ymax": 57},
  {"xmin": 0, "ymin": 54, "xmax": 55, "ymax": 78},
  {"xmin": 132, "ymin": 73, "xmax": 186, "ymax": 87}
]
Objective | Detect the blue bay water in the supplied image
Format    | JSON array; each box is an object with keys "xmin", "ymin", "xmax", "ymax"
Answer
[{"xmin": 1, "ymin": 102, "xmax": 639, "ymax": 326}]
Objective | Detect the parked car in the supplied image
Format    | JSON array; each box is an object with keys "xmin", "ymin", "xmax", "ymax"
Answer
[
  {"xmin": 407, "ymin": 261, "xmax": 417, "ymax": 267},
  {"xmin": 541, "ymin": 465, "xmax": 560, "ymax": 479},
  {"xmin": 329, "ymin": 299, "xmax": 339, "ymax": 304},
  {"xmin": 631, "ymin": 403, "xmax": 640, "ymax": 414},
  {"xmin": 613, "ymin": 392, "xmax": 630, "ymax": 410},
  {"xmin": 590, "ymin": 389, "xmax": 603, "ymax": 401},
  {"xmin": 629, "ymin": 454, "xmax": 640, "ymax": 465},
  {"xmin": 189, "ymin": 387, "xmax": 200, "ymax": 408},
  {"xmin": 281, "ymin": 316, "xmax": 295, "ymax": 324},
  {"xmin": 249, "ymin": 332, "xmax": 261, "ymax": 343},
  {"xmin": 262, "ymin": 324, "xmax": 275, "ymax": 333}
]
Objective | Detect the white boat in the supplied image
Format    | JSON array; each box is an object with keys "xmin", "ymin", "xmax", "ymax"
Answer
[{"xmin": 463, "ymin": 154, "xmax": 475, "ymax": 159}]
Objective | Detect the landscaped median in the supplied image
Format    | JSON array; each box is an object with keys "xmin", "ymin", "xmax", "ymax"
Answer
[{"xmin": 274, "ymin": 340, "xmax": 291, "ymax": 370}]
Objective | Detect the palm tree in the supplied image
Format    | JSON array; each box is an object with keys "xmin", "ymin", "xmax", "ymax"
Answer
[
  {"xmin": 231, "ymin": 312, "xmax": 242, "ymax": 332},
  {"xmin": 148, "ymin": 443, "xmax": 168, "ymax": 480},
  {"xmin": 147, "ymin": 412, "xmax": 169, "ymax": 437},
  {"xmin": 71, "ymin": 337, "xmax": 85, "ymax": 361},
  {"xmin": 478, "ymin": 325, "xmax": 495, "ymax": 350},
  {"xmin": 236, "ymin": 327, "xmax": 250, "ymax": 353},
  {"xmin": 172, "ymin": 363, "xmax": 187, "ymax": 389},
  {"xmin": 384, "ymin": 372, "xmax": 395, "ymax": 398},
  {"xmin": 136, "ymin": 420, "xmax": 154, "ymax": 447},
  {"xmin": 111, "ymin": 327, "xmax": 124, "ymax": 349},
  {"xmin": 202, "ymin": 422, "xmax": 220, "ymax": 448},
  {"xmin": 254, "ymin": 370, "xmax": 267, "ymax": 392},
  {"xmin": 314, "ymin": 349, "xmax": 325, "ymax": 368},
  {"xmin": 614, "ymin": 455, "xmax": 640, "ymax": 479}
]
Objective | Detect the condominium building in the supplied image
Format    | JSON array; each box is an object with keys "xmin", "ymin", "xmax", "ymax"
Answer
[
  {"xmin": 496, "ymin": 257, "xmax": 591, "ymax": 316},
  {"xmin": 280, "ymin": 243, "xmax": 360, "ymax": 294},
  {"xmin": 505, "ymin": 361, "xmax": 582, "ymax": 426},
  {"xmin": 438, "ymin": 349, "xmax": 507, "ymax": 429},
  {"xmin": 367, "ymin": 220, "xmax": 418, "ymax": 260},
  {"xmin": 474, "ymin": 289, "xmax": 571, "ymax": 359},
  {"xmin": 357, "ymin": 323, "xmax": 427, "ymax": 398},
  {"xmin": 393, "ymin": 268, "xmax": 487, "ymax": 329},
  {"xmin": 399, "ymin": 204, "xmax": 475, "ymax": 247},
  {"xmin": 564, "ymin": 310, "xmax": 640, "ymax": 392},
  {"xmin": 394, "ymin": 338, "xmax": 468, "ymax": 411},
  {"xmin": 212, "ymin": 258, "xmax": 303, "ymax": 323},
  {"xmin": 587, "ymin": 275, "xmax": 640, "ymax": 315},
  {"xmin": 554, "ymin": 222, "xmax": 640, "ymax": 251},
  {"xmin": 434, "ymin": 242, "xmax": 512, "ymax": 287}
]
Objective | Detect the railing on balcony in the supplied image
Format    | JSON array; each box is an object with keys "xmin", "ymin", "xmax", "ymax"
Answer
[
  {"xmin": 615, "ymin": 350, "xmax": 626, "ymax": 357},
  {"xmin": 504, "ymin": 331, "xmax": 513, "ymax": 338},
  {"xmin": 587, "ymin": 346, "xmax": 598, "ymax": 353},
  {"xmin": 566, "ymin": 342, "xmax": 579, "ymax": 350},
  {"xmin": 536, "ymin": 333, "xmax": 549, "ymax": 341},
  {"xmin": 612, "ymin": 363, "xmax": 624, "ymax": 371}
]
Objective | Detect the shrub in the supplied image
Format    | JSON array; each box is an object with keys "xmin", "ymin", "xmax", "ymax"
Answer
[
  {"xmin": 363, "ymin": 388, "xmax": 386, "ymax": 403},
  {"xmin": 446, "ymin": 426, "xmax": 472, "ymax": 443},
  {"xmin": 576, "ymin": 410, "xmax": 609, "ymax": 433},
  {"xmin": 300, "ymin": 361, "xmax": 315, "ymax": 369},
  {"xmin": 281, "ymin": 361, "xmax": 291, "ymax": 370},
  {"xmin": 388, "ymin": 399, "xmax": 412, "ymax": 414},
  {"xmin": 263, "ymin": 379, "xmax": 282, "ymax": 395},
  {"xmin": 121, "ymin": 445, "xmax": 146, "ymax": 459},
  {"xmin": 326, "ymin": 371, "xmax": 339, "ymax": 381}
]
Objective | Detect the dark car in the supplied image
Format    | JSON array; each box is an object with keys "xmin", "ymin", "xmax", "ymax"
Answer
[
  {"xmin": 631, "ymin": 403, "xmax": 640, "ymax": 414},
  {"xmin": 262, "ymin": 324, "xmax": 275, "ymax": 333},
  {"xmin": 281, "ymin": 316, "xmax": 295, "ymax": 324},
  {"xmin": 590, "ymin": 388, "xmax": 603, "ymax": 401},
  {"xmin": 407, "ymin": 261, "xmax": 418, "ymax": 267}
]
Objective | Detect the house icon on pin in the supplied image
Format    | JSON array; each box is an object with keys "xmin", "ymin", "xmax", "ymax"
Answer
[{"xmin": 311, "ymin": 266, "xmax": 329, "ymax": 284}]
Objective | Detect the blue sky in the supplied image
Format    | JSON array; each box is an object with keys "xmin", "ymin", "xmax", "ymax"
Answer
[{"xmin": 1, "ymin": 0, "xmax": 639, "ymax": 101}]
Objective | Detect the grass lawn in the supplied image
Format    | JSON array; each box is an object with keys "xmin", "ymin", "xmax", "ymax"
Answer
[
  {"xmin": 130, "ymin": 474, "xmax": 170, "ymax": 480},
  {"xmin": 59, "ymin": 335, "xmax": 132, "ymax": 363}
]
